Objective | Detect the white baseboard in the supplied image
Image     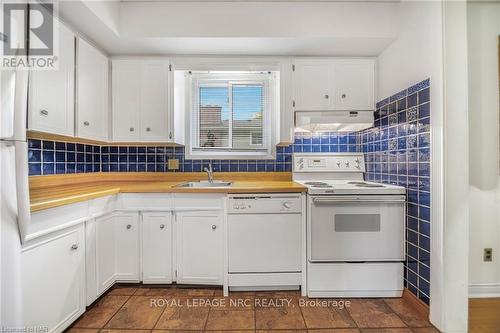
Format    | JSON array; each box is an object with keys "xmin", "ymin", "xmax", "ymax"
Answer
[{"xmin": 469, "ymin": 283, "xmax": 500, "ymax": 298}]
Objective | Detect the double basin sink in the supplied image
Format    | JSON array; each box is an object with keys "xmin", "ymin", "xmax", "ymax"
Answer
[{"xmin": 175, "ymin": 180, "xmax": 233, "ymax": 188}]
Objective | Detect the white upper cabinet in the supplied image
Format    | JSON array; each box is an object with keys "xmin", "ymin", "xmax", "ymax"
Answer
[
  {"xmin": 112, "ymin": 59, "xmax": 171, "ymax": 143},
  {"xmin": 331, "ymin": 60, "xmax": 375, "ymax": 111},
  {"xmin": 294, "ymin": 60, "xmax": 333, "ymax": 111},
  {"xmin": 293, "ymin": 58, "xmax": 375, "ymax": 111},
  {"xmin": 28, "ymin": 22, "xmax": 75, "ymax": 136},
  {"xmin": 111, "ymin": 60, "xmax": 142, "ymax": 142},
  {"xmin": 76, "ymin": 38, "xmax": 109, "ymax": 141},
  {"xmin": 141, "ymin": 61, "xmax": 171, "ymax": 141}
]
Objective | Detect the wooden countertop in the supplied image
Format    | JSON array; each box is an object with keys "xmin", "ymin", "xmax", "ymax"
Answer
[{"xmin": 29, "ymin": 172, "xmax": 306, "ymax": 212}]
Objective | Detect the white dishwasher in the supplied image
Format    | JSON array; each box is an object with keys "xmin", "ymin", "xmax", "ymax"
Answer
[{"xmin": 227, "ymin": 194, "xmax": 303, "ymax": 291}]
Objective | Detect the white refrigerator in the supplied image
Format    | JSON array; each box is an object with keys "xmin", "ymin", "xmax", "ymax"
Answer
[{"xmin": 0, "ymin": 65, "xmax": 30, "ymax": 325}]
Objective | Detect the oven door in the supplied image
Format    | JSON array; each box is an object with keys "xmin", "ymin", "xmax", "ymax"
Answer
[{"xmin": 308, "ymin": 195, "xmax": 406, "ymax": 262}]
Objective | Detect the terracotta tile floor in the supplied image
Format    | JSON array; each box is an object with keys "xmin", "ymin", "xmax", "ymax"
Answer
[{"xmin": 67, "ymin": 285, "xmax": 440, "ymax": 333}]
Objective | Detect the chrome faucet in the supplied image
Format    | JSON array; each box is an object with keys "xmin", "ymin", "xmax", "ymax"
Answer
[{"xmin": 204, "ymin": 163, "xmax": 214, "ymax": 183}]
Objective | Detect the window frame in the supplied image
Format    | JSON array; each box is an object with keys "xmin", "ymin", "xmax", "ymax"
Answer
[{"xmin": 185, "ymin": 71, "xmax": 278, "ymax": 160}]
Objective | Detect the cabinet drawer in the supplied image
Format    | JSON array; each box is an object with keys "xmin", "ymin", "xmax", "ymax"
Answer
[
  {"xmin": 115, "ymin": 193, "xmax": 173, "ymax": 211},
  {"xmin": 173, "ymin": 193, "xmax": 225, "ymax": 210}
]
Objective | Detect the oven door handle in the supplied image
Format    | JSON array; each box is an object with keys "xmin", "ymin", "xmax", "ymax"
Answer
[{"xmin": 312, "ymin": 195, "xmax": 406, "ymax": 204}]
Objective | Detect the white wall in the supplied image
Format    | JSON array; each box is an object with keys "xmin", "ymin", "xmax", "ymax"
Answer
[
  {"xmin": 377, "ymin": 1, "xmax": 443, "ymax": 101},
  {"xmin": 467, "ymin": 2, "xmax": 500, "ymax": 297}
]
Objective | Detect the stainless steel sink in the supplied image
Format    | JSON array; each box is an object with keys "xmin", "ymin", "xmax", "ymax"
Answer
[{"xmin": 175, "ymin": 180, "xmax": 232, "ymax": 188}]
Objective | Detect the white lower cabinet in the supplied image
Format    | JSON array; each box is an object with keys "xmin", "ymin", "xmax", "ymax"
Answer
[
  {"xmin": 176, "ymin": 211, "xmax": 223, "ymax": 285},
  {"xmin": 142, "ymin": 212, "xmax": 173, "ymax": 283},
  {"xmin": 96, "ymin": 214, "xmax": 117, "ymax": 295},
  {"xmin": 114, "ymin": 212, "xmax": 141, "ymax": 281},
  {"xmin": 86, "ymin": 212, "xmax": 140, "ymax": 305},
  {"xmin": 21, "ymin": 225, "xmax": 85, "ymax": 333}
]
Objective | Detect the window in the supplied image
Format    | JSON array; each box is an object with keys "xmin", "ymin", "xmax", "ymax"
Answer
[{"xmin": 183, "ymin": 71, "xmax": 279, "ymax": 159}]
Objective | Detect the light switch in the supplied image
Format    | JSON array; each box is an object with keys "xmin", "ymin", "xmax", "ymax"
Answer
[{"xmin": 168, "ymin": 159, "xmax": 179, "ymax": 170}]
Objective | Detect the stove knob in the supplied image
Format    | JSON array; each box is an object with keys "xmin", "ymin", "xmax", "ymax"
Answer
[
  {"xmin": 336, "ymin": 161, "xmax": 341, "ymax": 168},
  {"xmin": 345, "ymin": 160, "xmax": 350, "ymax": 167},
  {"xmin": 283, "ymin": 201, "xmax": 292, "ymax": 209}
]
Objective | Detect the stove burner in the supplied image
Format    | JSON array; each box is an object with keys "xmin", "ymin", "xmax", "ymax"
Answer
[
  {"xmin": 304, "ymin": 182, "xmax": 328, "ymax": 186},
  {"xmin": 312, "ymin": 184, "xmax": 334, "ymax": 188},
  {"xmin": 348, "ymin": 181, "xmax": 368, "ymax": 185}
]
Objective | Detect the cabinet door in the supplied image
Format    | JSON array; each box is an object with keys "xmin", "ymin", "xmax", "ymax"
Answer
[
  {"xmin": 21, "ymin": 226, "xmax": 85, "ymax": 332},
  {"xmin": 28, "ymin": 22, "xmax": 75, "ymax": 136},
  {"xmin": 331, "ymin": 60, "xmax": 374, "ymax": 110},
  {"xmin": 112, "ymin": 60, "xmax": 142, "ymax": 142},
  {"xmin": 95, "ymin": 214, "xmax": 115, "ymax": 295},
  {"xmin": 114, "ymin": 212, "xmax": 141, "ymax": 281},
  {"xmin": 176, "ymin": 211, "xmax": 223, "ymax": 284},
  {"xmin": 142, "ymin": 212, "xmax": 173, "ymax": 283},
  {"xmin": 294, "ymin": 61, "xmax": 333, "ymax": 111},
  {"xmin": 85, "ymin": 219, "xmax": 98, "ymax": 305},
  {"xmin": 76, "ymin": 38, "xmax": 109, "ymax": 141},
  {"xmin": 140, "ymin": 61, "xmax": 171, "ymax": 142}
]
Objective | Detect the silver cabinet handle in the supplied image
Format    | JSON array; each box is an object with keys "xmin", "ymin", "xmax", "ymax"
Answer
[
  {"xmin": 212, "ymin": 225, "xmax": 217, "ymax": 230},
  {"xmin": 126, "ymin": 224, "xmax": 132, "ymax": 230},
  {"xmin": 40, "ymin": 109, "xmax": 49, "ymax": 116},
  {"xmin": 160, "ymin": 224, "xmax": 165, "ymax": 230},
  {"xmin": 83, "ymin": 121, "xmax": 90, "ymax": 126},
  {"xmin": 146, "ymin": 127, "xmax": 151, "ymax": 132},
  {"xmin": 71, "ymin": 244, "xmax": 78, "ymax": 250},
  {"xmin": 169, "ymin": 132, "xmax": 172, "ymax": 139},
  {"xmin": 341, "ymin": 93, "xmax": 347, "ymax": 99},
  {"xmin": 129, "ymin": 127, "xmax": 135, "ymax": 132},
  {"xmin": 324, "ymin": 94, "xmax": 329, "ymax": 99}
]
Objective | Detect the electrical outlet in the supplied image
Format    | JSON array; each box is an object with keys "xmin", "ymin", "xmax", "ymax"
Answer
[
  {"xmin": 168, "ymin": 159, "xmax": 179, "ymax": 170},
  {"xmin": 484, "ymin": 248, "xmax": 493, "ymax": 262}
]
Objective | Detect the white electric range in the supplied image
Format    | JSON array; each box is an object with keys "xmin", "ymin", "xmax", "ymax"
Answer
[{"xmin": 293, "ymin": 153, "xmax": 406, "ymax": 298}]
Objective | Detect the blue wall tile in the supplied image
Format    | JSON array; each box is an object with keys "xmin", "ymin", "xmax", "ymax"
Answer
[{"xmin": 360, "ymin": 78, "xmax": 431, "ymax": 304}]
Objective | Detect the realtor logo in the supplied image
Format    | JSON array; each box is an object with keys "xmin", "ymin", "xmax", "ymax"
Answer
[{"xmin": 1, "ymin": 2, "xmax": 58, "ymax": 69}]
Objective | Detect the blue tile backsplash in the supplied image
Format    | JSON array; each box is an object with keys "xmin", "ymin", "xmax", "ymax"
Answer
[
  {"xmin": 361, "ymin": 78, "xmax": 431, "ymax": 304},
  {"xmin": 28, "ymin": 133, "xmax": 358, "ymax": 175}
]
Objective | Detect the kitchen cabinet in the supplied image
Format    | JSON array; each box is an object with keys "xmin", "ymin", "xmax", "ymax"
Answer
[
  {"xmin": 293, "ymin": 59, "xmax": 375, "ymax": 111},
  {"xmin": 95, "ymin": 214, "xmax": 116, "ymax": 296},
  {"xmin": 114, "ymin": 212, "xmax": 141, "ymax": 281},
  {"xmin": 176, "ymin": 211, "xmax": 223, "ymax": 284},
  {"xmin": 111, "ymin": 60, "xmax": 142, "ymax": 142},
  {"xmin": 85, "ymin": 218, "xmax": 98, "ymax": 305},
  {"xmin": 331, "ymin": 60, "xmax": 375, "ymax": 110},
  {"xmin": 142, "ymin": 212, "xmax": 173, "ymax": 283},
  {"xmin": 294, "ymin": 60, "xmax": 333, "ymax": 111},
  {"xmin": 76, "ymin": 38, "xmax": 109, "ymax": 141},
  {"xmin": 28, "ymin": 21, "xmax": 75, "ymax": 136},
  {"xmin": 21, "ymin": 225, "xmax": 85, "ymax": 332},
  {"xmin": 112, "ymin": 59, "xmax": 172, "ymax": 142}
]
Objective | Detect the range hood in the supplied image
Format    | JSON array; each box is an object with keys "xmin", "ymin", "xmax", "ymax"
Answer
[{"xmin": 294, "ymin": 110, "xmax": 374, "ymax": 133}]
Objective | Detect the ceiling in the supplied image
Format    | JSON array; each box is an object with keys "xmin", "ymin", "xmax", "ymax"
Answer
[{"xmin": 59, "ymin": 0, "xmax": 402, "ymax": 56}]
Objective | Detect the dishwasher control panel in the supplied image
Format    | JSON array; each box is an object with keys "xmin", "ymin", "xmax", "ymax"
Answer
[{"xmin": 228, "ymin": 195, "xmax": 302, "ymax": 214}]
